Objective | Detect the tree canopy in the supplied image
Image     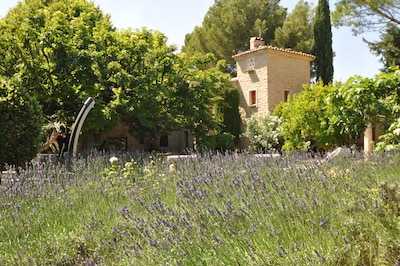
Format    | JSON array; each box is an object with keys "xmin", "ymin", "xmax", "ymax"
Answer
[
  {"xmin": 182, "ymin": 0, "xmax": 287, "ymax": 70},
  {"xmin": 0, "ymin": 0, "xmax": 231, "ymax": 144},
  {"xmin": 0, "ymin": 0, "xmax": 116, "ymax": 133},
  {"xmin": 108, "ymin": 37, "xmax": 231, "ymax": 138},
  {"xmin": 272, "ymin": 0, "xmax": 315, "ymax": 53},
  {"xmin": 333, "ymin": 0, "xmax": 400, "ymax": 35},
  {"xmin": 366, "ymin": 24, "xmax": 400, "ymax": 71},
  {"xmin": 332, "ymin": 1, "xmax": 400, "ymax": 72},
  {"xmin": 274, "ymin": 68, "xmax": 400, "ymax": 152}
]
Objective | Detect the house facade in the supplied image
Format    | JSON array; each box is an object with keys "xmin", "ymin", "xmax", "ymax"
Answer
[
  {"xmin": 232, "ymin": 37, "xmax": 379, "ymax": 153},
  {"xmin": 232, "ymin": 37, "xmax": 315, "ymax": 123},
  {"xmin": 78, "ymin": 123, "xmax": 194, "ymax": 153},
  {"xmin": 231, "ymin": 37, "xmax": 315, "ymax": 149}
]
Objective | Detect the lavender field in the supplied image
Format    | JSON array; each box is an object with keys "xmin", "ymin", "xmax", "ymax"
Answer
[{"xmin": 0, "ymin": 151, "xmax": 399, "ymax": 265}]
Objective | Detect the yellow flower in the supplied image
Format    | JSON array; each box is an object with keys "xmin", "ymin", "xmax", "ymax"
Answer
[
  {"xmin": 329, "ymin": 169, "xmax": 338, "ymax": 179},
  {"xmin": 169, "ymin": 163, "xmax": 176, "ymax": 172}
]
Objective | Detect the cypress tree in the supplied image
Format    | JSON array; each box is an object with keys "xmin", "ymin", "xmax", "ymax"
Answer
[{"xmin": 313, "ymin": 0, "xmax": 334, "ymax": 85}]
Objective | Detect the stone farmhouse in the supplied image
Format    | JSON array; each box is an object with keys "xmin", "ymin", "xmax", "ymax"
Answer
[
  {"xmin": 232, "ymin": 37, "xmax": 315, "ymax": 120},
  {"xmin": 232, "ymin": 37, "xmax": 315, "ymax": 145},
  {"xmin": 78, "ymin": 37, "xmax": 316, "ymax": 153},
  {"xmin": 232, "ymin": 37, "xmax": 379, "ymax": 153}
]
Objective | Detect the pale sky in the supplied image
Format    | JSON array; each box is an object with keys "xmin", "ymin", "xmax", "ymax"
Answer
[{"xmin": 1, "ymin": 0, "xmax": 382, "ymax": 82}]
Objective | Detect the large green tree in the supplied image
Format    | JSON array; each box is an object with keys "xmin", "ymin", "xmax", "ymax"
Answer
[
  {"xmin": 0, "ymin": 0, "xmax": 117, "ymax": 133},
  {"xmin": 106, "ymin": 28, "xmax": 181, "ymax": 139},
  {"xmin": 332, "ymin": 1, "xmax": 400, "ymax": 73},
  {"xmin": 333, "ymin": 0, "xmax": 400, "ymax": 35},
  {"xmin": 108, "ymin": 31, "xmax": 231, "ymax": 139},
  {"xmin": 182, "ymin": 0, "xmax": 287, "ymax": 70},
  {"xmin": 0, "ymin": 0, "xmax": 231, "ymax": 143},
  {"xmin": 272, "ymin": 0, "xmax": 315, "ymax": 53},
  {"xmin": 313, "ymin": 0, "xmax": 334, "ymax": 84},
  {"xmin": 365, "ymin": 24, "xmax": 400, "ymax": 71}
]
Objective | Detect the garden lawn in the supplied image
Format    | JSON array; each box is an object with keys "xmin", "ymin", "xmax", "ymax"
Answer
[{"xmin": 0, "ymin": 151, "xmax": 399, "ymax": 265}]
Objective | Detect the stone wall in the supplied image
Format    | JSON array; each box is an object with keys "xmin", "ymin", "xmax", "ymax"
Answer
[
  {"xmin": 79, "ymin": 122, "xmax": 193, "ymax": 153},
  {"xmin": 235, "ymin": 50, "xmax": 269, "ymax": 120},
  {"xmin": 266, "ymin": 51, "xmax": 312, "ymax": 112}
]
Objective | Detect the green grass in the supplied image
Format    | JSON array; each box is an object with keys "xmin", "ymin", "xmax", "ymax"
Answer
[{"xmin": 0, "ymin": 151, "xmax": 399, "ymax": 265}]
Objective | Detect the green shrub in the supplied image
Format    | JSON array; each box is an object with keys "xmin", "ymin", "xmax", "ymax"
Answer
[
  {"xmin": 0, "ymin": 76, "xmax": 44, "ymax": 169},
  {"xmin": 223, "ymin": 87, "xmax": 241, "ymax": 141},
  {"xmin": 274, "ymin": 82, "xmax": 336, "ymax": 151},
  {"xmin": 242, "ymin": 112, "xmax": 283, "ymax": 152},
  {"xmin": 214, "ymin": 87, "xmax": 241, "ymax": 144},
  {"xmin": 376, "ymin": 117, "xmax": 400, "ymax": 152},
  {"xmin": 197, "ymin": 132, "xmax": 235, "ymax": 152}
]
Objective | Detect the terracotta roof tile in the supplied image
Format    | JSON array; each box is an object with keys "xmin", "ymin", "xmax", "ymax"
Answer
[{"xmin": 232, "ymin": 45, "xmax": 315, "ymax": 61}]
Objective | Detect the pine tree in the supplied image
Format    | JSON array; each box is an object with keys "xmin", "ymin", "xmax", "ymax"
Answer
[
  {"xmin": 182, "ymin": 0, "xmax": 287, "ymax": 71},
  {"xmin": 313, "ymin": 0, "xmax": 334, "ymax": 85}
]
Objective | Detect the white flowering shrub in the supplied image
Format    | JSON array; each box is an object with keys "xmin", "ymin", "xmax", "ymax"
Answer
[{"xmin": 242, "ymin": 113, "xmax": 283, "ymax": 152}]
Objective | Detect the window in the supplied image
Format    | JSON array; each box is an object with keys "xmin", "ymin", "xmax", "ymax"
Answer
[
  {"xmin": 249, "ymin": 90, "xmax": 257, "ymax": 106},
  {"xmin": 247, "ymin": 57, "xmax": 255, "ymax": 72},
  {"xmin": 284, "ymin": 90, "xmax": 290, "ymax": 102},
  {"xmin": 160, "ymin": 135, "xmax": 168, "ymax": 147},
  {"xmin": 184, "ymin": 131, "xmax": 189, "ymax": 148}
]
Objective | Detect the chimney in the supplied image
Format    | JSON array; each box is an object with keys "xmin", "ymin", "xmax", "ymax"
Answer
[{"xmin": 250, "ymin": 37, "xmax": 265, "ymax": 50}]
